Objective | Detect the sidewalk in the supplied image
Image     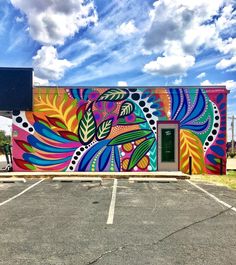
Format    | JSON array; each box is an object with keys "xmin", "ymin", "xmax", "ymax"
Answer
[
  {"xmin": 0, "ymin": 171, "xmax": 190, "ymax": 179},
  {"xmin": 227, "ymin": 158, "xmax": 236, "ymax": 170}
]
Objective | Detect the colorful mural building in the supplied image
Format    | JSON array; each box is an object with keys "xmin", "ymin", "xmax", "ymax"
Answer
[{"xmin": 12, "ymin": 86, "xmax": 229, "ymax": 174}]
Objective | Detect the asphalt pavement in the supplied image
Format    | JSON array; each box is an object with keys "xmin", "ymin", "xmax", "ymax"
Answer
[{"xmin": 0, "ymin": 179, "xmax": 235, "ymax": 265}]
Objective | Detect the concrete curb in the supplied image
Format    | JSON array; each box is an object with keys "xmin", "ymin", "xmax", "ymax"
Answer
[
  {"xmin": 129, "ymin": 177, "xmax": 177, "ymax": 183},
  {"xmin": 0, "ymin": 171, "xmax": 190, "ymax": 179},
  {"xmin": 52, "ymin": 177, "xmax": 102, "ymax": 182},
  {"xmin": 0, "ymin": 178, "xmax": 26, "ymax": 183}
]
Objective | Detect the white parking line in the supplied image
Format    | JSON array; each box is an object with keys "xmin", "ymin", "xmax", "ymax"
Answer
[
  {"xmin": 187, "ymin": 180, "xmax": 236, "ymax": 213},
  {"xmin": 0, "ymin": 179, "xmax": 44, "ymax": 207},
  {"xmin": 107, "ymin": 179, "xmax": 118, "ymax": 224}
]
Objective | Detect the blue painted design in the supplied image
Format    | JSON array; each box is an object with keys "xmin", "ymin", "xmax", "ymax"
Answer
[
  {"xmin": 170, "ymin": 89, "xmax": 180, "ymax": 119},
  {"xmin": 141, "ymin": 90, "xmax": 151, "ymax": 99},
  {"xmin": 83, "ymin": 89, "xmax": 92, "ymax": 100},
  {"xmin": 99, "ymin": 146, "xmax": 112, "ymax": 171},
  {"xmin": 150, "ymin": 103, "xmax": 160, "ymax": 109},
  {"xmin": 23, "ymin": 153, "xmax": 71, "ymax": 166},
  {"xmin": 79, "ymin": 140, "xmax": 109, "ymax": 171},
  {"xmin": 219, "ymin": 103, "xmax": 226, "ymax": 110},
  {"xmin": 216, "ymin": 94, "xmax": 224, "ymax": 103},
  {"xmin": 182, "ymin": 90, "xmax": 205, "ymax": 124},
  {"xmin": 210, "ymin": 145, "xmax": 224, "ymax": 156},
  {"xmin": 28, "ymin": 135, "xmax": 76, "ymax": 153},
  {"xmin": 182, "ymin": 120, "xmax": 209, "ymax": 131},
  {"xmin": 175, "ymin": 91, "xmax": 187, "ymax": 121},
  {"xmin": 206, "ymin": 154, "xmax": 218, "ymax": 165},
  {"xmin": 153, "ymin": 111, "xmax": 162, "ymax": 117},
  {"xmin": 114, "ymin": 146, "xmax": 120, "ymax": 171},
  {"xmin": 218, "ymin": 133, "xmax": 225, "ymax": 138},
  {"xmin": 34, "ymin": 122, "xmax": 71, "ymax": 143},
  {"xmin": 147, "ymin": 95, "xmax": 156, "ymax": 103},
  {"xmin": 216, "ymin": 140, "xmax": 224, "ymax": 145}
]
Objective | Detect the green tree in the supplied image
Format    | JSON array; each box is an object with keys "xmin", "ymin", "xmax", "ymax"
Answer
[{"xmin": 0, "ymin": 130, "xmax": 11, "ymax": 154}]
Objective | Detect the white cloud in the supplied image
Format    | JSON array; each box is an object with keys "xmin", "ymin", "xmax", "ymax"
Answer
[
  {"xmin": 173, "ymin": 77, "xmax": 183, "ymax": 85},
  {"xmin": 33, "ymin": 75, "xmax": 49, "ymax": 86},
  {"xmin": 196, "ymin": 72, "xmax": 206, "ymax": 79},
  {"xmin": 117, "ymin": 81, "xmax": 128, "ymax": 86},
  {"xmin": 200, "ymin": 80, "xmax": 213, "ymax": 86},
  {"xmin": 142, "ymin": 0, "xmax": 236, "ymax": 76},
  {"xmin": 216, "ymin": 56, "xmax": 236, "ymax": 70},
  {"xmin": 201, "ymin": 79, "xmax": 236, "ymax": 90},
  {"xmin": 11, "ymin": 0, "xmax": 98, "ymax": 45},
  {"xmin": 15, "ymin": 16, "xmax": 24, "ymax": 23},
  {"xmin": 116, "ymin": 20, "xmax": 138, "ymax": 36},
  {"xmin": 33, "ymin": 46, "xmax": 73, "ymax": 81},
  {"xmin": 143, "ymin": 54, "xmax": 195, "ymax": 76}
]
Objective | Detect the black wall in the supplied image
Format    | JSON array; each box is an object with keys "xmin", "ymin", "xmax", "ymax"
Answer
[{"xmin": 0, "ymin": 67, "xmax": 33, "ymax": 111}]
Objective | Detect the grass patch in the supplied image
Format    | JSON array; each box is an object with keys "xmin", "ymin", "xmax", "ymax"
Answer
[{"xmin": 192, "ymin": 171, "xmax": 236, "ymax": 189}]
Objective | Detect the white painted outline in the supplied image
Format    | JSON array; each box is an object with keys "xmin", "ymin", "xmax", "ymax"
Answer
[
  {"xmin": 0, "ymin": 179, "xmax": 44, "ymax": 207},
  {"xmin": 107, "ymin": 179, "xmax": 118, "ymax": 224},
  {"xmin": 187, "ymin": 180, "xmax": 236, "ymax": 213}
]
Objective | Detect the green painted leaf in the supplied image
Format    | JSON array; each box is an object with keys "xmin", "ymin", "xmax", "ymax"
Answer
[
  {"xmin": 206, "ymin": 165, "xmax": 218, "ymax": 171},
  {"xmin": 214, "ymin": 158, "xmax": 221, "ymax": 164},
  {"xmin": 118, "ymin": 101, "xmax": 134, "ymax": 118},
  {"xmin": 59, "ymin": 131, "xmax": 79, "ymax": 141},
  {"xmin": 108, "ymin": 130, "xmax": 152, "ymax": 146},
  {"xmin": 98, "ymin": 89, "xmax": 129, "ymax": 101},
  {"xmin": 47, "ymin": 117, "xmax": 67, "ymax": 129},
  {"xmin": 96, "ymin": 119, "xmax": 113, "ymax": 141},
  {"xmin": 117, "ymin": 116, "xmax": 146, "ymax": 125},
  {"xmin": 78, "ymin": 108, "xmax": 96, "ymax": 144},
  {"xmin": 128, "ymin": 137, "xmax": 155, "ymax": 170}
]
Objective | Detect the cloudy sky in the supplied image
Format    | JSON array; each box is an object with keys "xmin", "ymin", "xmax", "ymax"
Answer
[{"xmin": 0, "ymin": 0, "xmax": 235, "ymax": 139}]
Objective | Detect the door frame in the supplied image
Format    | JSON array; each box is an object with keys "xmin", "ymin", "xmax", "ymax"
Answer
[{"xmin": 157, "ymin": 121, "xmax": 180, "ymax": 171}]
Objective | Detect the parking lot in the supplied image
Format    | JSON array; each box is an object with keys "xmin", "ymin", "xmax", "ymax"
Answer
[{"xmin": 0, "ymin": 178, "xmax": 235, "ymax": 265}]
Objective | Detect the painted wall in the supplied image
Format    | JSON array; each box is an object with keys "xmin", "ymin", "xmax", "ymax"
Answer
[{"xmin": 12, "ymin": 87, "xmax": 228, "ymax": 174}]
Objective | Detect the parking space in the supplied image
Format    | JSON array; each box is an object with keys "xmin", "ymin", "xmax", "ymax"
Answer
[{"xmin": 0, "ymin": 178, "xmax": 235, "ymax": 265}]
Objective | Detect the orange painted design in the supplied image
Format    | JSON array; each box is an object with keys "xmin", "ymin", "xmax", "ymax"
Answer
[
  {"xmin": 33, "ymin": 88, "xmax": 78, "ymax": 134},
  {"xmin": 135, "ymin": 138, "xmax": 145, "ymax": 146},
  {"xmin": 122, "ymin": 143, "xmax": 133, "ymax": 152},
  {"xmin": 122, "ymin": 158, "xmax": 129, "ymax": 170},
  {"xmin": 154, "ymin": 88, "xmax": 170, "ymax": 117},
  {"xmin": 180, "ymin": 129, "xmax": 205, "ymax": 174},
  {"xmin": 137, "ymin": 156, "xmax": 149, "ymax": 169}
]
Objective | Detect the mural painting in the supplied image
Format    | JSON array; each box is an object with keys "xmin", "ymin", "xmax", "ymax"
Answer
[{"xmin": 12, "ymin": 87, "xmax": 228, "ymax": 174}]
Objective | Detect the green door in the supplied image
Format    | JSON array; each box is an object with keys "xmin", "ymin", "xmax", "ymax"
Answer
[
  {"xmin": 157, "ymin": 123, "xmax": 179, "ymax": 171},
  {"xmin": 161, "ymin": 129, "xmax": 175, "ymax": 162}
]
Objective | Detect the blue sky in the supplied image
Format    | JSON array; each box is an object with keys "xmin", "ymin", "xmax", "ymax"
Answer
[{"xmin": 0, "ymin": 0, "xmax": 235, "ymax": 140}]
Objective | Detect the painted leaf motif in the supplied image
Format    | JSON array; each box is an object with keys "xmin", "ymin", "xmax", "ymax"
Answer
[
  {"xmin": 33, "ymin": 115, "xmax": 50, "ymax": 127},
  {"xmin": 97, "ymin": 89, "xmax": 129, "ymax": 101},
  {"xmin": 96, "ymin": 119, "xmax": 113, "ymax": 141},
  {"xmin": 14, "ymin": 158, "xmax": 36, "ymax": 170},
  {"xmin": 58, "ymin": 131, "xmax": 79, "ymax": 141},
  {"xmin": 98, "ymin": 146, "xmax": 112, "ymax": 171},
  {"xmin": 118, "ymin": 101, "xmax": 134, "ymax": 118},
  {"xmin": 34, "ymin": 88, "xmax": 78, "ymax": 133},
  {"xmin": 128, "ymin": 137, "xmax": 155, "ymax": 170},
  {"xmin": 117, "ymin": 116, "xmax": 146, "ymax": 125},
  {"xmin": 77, "ymin": 103, "xmax": 87, "ymax": 124},
  {"xmin": 108, "ymin": 130, "xmax": 152, "ymax": 146},
  {"xmin": 78, "ymin": 108, "xmax": 96, "ymax": 144},
  {"xmin": 180, "ymin": 129, "xmax": 205, "ymax": 174},
  {"xmin": 15, "ymin": 140, "xmax": 34, "ymax": 153},
  {"xmin": 47, "ymin": 117, "xmax": 67, "ymax": 129}
]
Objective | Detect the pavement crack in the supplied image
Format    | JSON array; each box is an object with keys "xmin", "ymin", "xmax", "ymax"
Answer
[
  {"xmin": 85, "ymin": 206, "xmax": 235, "ymax": 265},
  {"xmin": 86, "ymin": 245, "xmax": 129, "ymax": 265}
]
